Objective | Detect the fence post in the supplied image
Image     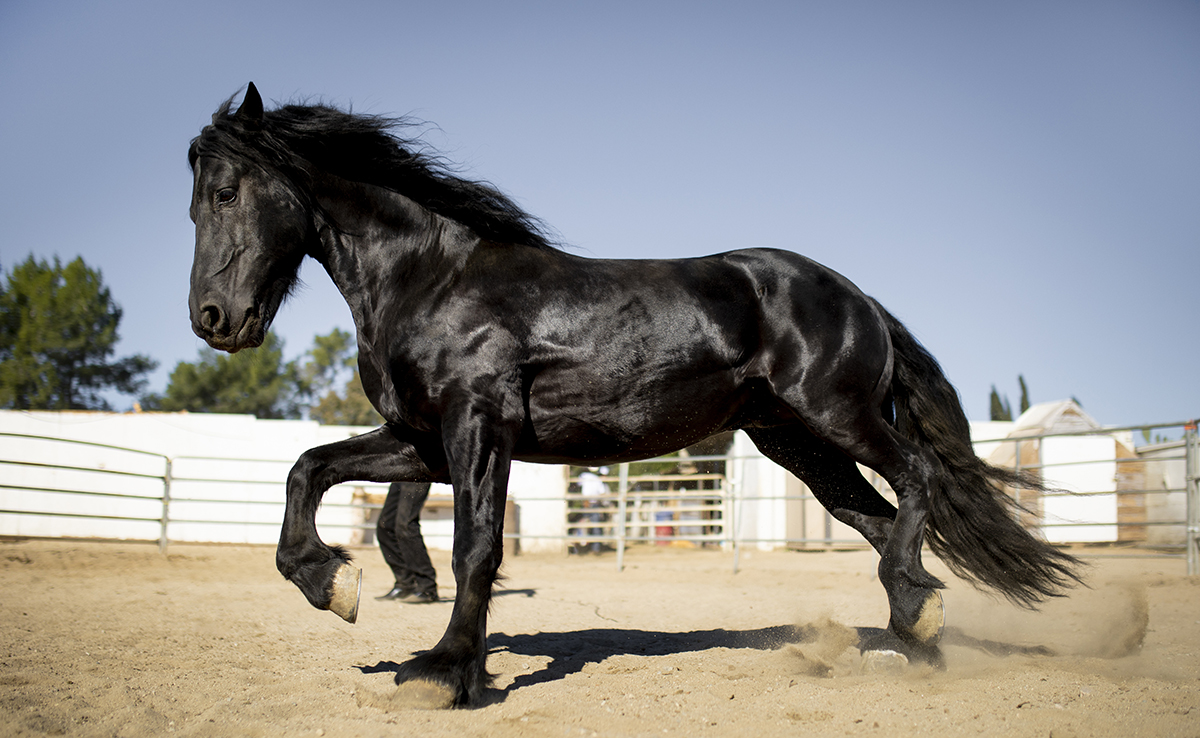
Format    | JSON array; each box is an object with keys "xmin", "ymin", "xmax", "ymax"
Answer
[
  {"xmin": 731, "ymin": 464, "xmax": 742, "ymax": 575},
  {"xmin": 616, "ymin": 463, "xmax": 629, "ymax": 572},
  {"xmin": 159, "ymin": 457, "xmax": 172, "ymax": 554},
  {"xmin": 1186, "ymin": 421, "xmax": 1198, "ymax": 577}
]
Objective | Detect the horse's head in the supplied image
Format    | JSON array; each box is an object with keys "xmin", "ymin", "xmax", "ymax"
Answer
[{"xmin": 187, "ymin": 83, "xmax": 313, "ymax": 353}]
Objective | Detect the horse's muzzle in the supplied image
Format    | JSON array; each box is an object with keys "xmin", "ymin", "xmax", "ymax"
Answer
[{"xmin": 191, "ymin": 302, "xmax": 264, "ymax": 352}]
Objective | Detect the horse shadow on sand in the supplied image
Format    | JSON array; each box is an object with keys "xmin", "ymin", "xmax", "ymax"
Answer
[{"xmin": 358, "ymin": 616, "xmax": 1050, "ymax": 706}]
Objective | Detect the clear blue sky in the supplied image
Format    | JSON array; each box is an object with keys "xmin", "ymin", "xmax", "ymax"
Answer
[{"xmin": 1, "ymin": 0, "xmax": 1196, "ymax": 427}]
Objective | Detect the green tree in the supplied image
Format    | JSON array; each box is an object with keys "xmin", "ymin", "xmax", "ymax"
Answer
[
  {"xmin": 0, "ymin": 255, "xmax": 156, "ymax": 410},
  {"xmin": 145, "ymin": 327, "xmax": 384, "ymax": 424},
  {"xmin": 310, "ymin": 368, "xmax": 383, "ymax": 426},
  {"xmin": 1017, "ymin": 374, "xmax": 1030, "ymax": 415},
  {"xmin": 144, "ymin": 333, "xmax": 301, "ymax": 418},
  {"xmin": 989, "ymin": 385, "xmax": 1013, "ymax": 421},
  {"xmin": 297, "ymin": 328, "xmax": 382, "ymax": 426},
  {"xmin": 990, "ymin": 375, "xmax": 1034, "ymax": 422},
  {"xmin": 295, "ymin": 328, "xmax": 355, "ymax": 403}
]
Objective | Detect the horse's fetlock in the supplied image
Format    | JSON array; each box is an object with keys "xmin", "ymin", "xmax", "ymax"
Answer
[{"xmin": 879, "ymin": 557, "xmax": 942, "ymax": 593}]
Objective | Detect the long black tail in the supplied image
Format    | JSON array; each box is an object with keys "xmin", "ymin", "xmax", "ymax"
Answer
[{"xmin": 873, "ymin": 300, "xmax": 1084, "ymax": 608}]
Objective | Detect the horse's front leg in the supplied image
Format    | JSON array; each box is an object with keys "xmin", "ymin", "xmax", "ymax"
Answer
[
  {"xmin": 392, "ymin": 401, "xmax": 520, "ymax": 708},
  {"xmin": 276, "ymin": 426, "xmax": 442, "ymax": 623}
]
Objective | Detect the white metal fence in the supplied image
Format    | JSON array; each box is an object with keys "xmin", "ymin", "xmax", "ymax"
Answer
[
  {"xmin": 561, "ymin": 420, "xmax": 1199, "ymax": 573},
  {"xmin": 2, "ymin": 420, "xmax": 1197, "ymax": 575},
  {"xmin": 0, "ymin": 431, "xmax": 387, "ymax": 551}
]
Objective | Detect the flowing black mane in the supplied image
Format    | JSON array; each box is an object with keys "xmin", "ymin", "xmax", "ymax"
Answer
[{"xmin": 189, "ymin": 93, "xmax": 556, "ymax": 250}]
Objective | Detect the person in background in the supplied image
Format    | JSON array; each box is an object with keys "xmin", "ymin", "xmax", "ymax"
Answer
[
  {"xmin": 374, "ymin": 481, "xmax": 439, "ymax": 603},
  {"xmin": 576, "ymin": 467, "xmax": 610, "ymax": 554}
]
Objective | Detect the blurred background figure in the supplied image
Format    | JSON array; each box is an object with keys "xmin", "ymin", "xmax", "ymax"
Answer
[{"xmin": 374, "ymin": 481, "xmax": 438, "ymax": 603}]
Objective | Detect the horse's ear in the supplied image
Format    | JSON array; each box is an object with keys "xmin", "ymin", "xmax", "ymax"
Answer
[{"xmin": 236, "ymin": 82, "xmax": 264, "ymax": 130}]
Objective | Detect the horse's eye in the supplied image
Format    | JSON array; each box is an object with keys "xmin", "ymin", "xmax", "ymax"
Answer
[{"xmin": 215, "ymin": 188, "xmax": 237, "ymax": 206}]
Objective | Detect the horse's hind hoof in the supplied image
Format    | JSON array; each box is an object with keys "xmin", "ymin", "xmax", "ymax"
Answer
[
  {"xmin": 328, "ymin": 563, "xmax": 361, "ymax": 623},
  {"xmin": 860, "ymin": 649, "xmax": 909, "ymax": 676},
  {"xmin": 913, "ymin": 590, "xmax": 945, "ymax": 645},
  {"xmin": 391, "ymin": 679, "xmax": 456, "ymax": 710}
]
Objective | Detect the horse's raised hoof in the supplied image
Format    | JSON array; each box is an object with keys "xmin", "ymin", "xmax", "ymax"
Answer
[
  {"xmin": 391, "ymin": 679, "xmax": 456, "ymax": 710},
  {"xmin": 912, "ymin": 589, "xmax": 945, "ymax": 645},
  {"xmin": 860, "ymin": 649, "xmax": 909, "ymax": 676},
  {"xmin": 328, "ymin": 563, "xmax": 361, "ymax": 623}
]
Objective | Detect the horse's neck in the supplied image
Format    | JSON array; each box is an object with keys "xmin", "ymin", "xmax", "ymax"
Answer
[{"xmin": 310, "ymin": 176, "xmax": 474, "ymax": 335}]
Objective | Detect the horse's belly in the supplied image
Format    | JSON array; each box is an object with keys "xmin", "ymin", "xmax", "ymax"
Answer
[{"xmin": 517, "ymin": 371, "xmax": 749, "ymax": 464}]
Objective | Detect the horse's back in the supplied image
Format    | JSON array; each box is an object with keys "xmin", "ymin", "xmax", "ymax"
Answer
[{"xmin": 509, "ymin": 247, "xmax": 891, "ymax": 462}]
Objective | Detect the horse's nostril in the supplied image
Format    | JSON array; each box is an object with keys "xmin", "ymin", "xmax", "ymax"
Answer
[{"xmin": 198, "ymin": 303, "xmax": 224, "ymax": 333}]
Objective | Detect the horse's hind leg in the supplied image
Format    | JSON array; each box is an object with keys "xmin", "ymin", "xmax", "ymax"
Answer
[
  {"xmin": 745, "ymin": 425, "xmax": 896, "ymax": 554},
  {"xmin": 809, "ymin": 414, "xmax": 948, "ymax": 664},
  {"xmin": 746, "ymin": 423, "xmax": 941, "ymax": 665},
  {"xmin": 751, "ymin": 409, "xmax": 947, "ymax": 664}
]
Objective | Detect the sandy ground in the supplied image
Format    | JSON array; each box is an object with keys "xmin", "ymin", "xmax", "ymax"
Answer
[{"xmin": 1, "ymin": 538, "xmax": 1198, "ymax": 738}]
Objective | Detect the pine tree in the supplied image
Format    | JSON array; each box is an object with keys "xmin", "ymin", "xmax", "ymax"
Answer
[
  {"xmin": 989, "ymin": 385, "xmax": 1013, "ymax": 421},
  {"xmin": 297, "ymin": 328, "xmax": 382, "ymax": 426},
  {"xmin": 143, "ymin": 333, "xmax": 300, "ymax": 418},
  {"xmin": 0, "ymin": 255, "xmax": 156, "ymax": 410}
]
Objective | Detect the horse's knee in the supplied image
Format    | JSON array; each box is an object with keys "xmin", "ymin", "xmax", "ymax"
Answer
[{"xmin": 286, "ymin": 450, "xmax": 334, "ymax": 496}]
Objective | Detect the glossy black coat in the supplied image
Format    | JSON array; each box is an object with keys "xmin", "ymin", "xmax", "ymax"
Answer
[{"xmin": 187, "ymin": 84, "xmax": 1080, "ymax": 706}]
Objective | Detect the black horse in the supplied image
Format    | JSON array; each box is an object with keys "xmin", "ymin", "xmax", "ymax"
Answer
[{"xmin": 187, "ymin": 84, "xmax": 1080, "ymax": 707}]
